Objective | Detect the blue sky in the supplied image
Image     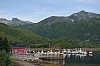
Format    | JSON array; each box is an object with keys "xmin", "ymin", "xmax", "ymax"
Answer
[{"xmin": 0, "ymin": 0, "xmax": 100, "ymax": 22}]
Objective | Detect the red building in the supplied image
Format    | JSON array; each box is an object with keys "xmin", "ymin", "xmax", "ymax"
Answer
[{"xmin": 12, "ymin": 45, "xmax": 26, "ymax": 54}]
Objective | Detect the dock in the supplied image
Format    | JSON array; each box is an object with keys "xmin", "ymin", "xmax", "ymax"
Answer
[{"xmin": 12, "ymin": 48, "xmax": 93, "ymax": 61}]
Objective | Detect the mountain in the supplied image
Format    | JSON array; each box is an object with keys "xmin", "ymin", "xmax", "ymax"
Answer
[
  {"xmin": 0, "ymin": 23, "xmax": 47, "ymax": 46},
  {"xmin": 69, "ymin": 10, "xmax": 100, "ymax": 22},
  {"xmin": 19, "ymin": 10, "xmax": 100, "ymax": 44},
  {"xmin": 0, "ymin": 17, "xmax": 33, "ymax": 26}
]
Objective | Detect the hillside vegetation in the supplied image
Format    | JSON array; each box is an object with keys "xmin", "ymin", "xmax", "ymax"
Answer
[
  {"xmin": 19, "ymin": 11, "xmax": 100, "ymax": 44},
  {"xmin": 0, "ymin": 23, "xmax": 47, "ymax": 46},
  {"xmin": 1, "ymin": 11, "xmax": 100, "ymax": 48}
]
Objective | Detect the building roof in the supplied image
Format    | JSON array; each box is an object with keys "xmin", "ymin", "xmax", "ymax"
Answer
[{"xmin": 12, "ymin": 45, "xmax": 26, "ymax": 48}]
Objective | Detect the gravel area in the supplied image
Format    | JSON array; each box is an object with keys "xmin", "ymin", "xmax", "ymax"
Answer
[
  {"xmin": 14, "ymin": 61, "xmax": 39, "ymax": 66},
  {"xmin": 13, "ymin": 60, "xmax": 60, "ymax": 66}
]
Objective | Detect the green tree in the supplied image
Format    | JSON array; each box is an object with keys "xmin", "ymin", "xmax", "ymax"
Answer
[
  {"xmin": 4, "ymin": 37, "xmax": 10, "ymax": 53},
  {"xmin": 0, "ymin": 37, "xmax": 12, "ymax": 66},
  {"xmin": 0, "ymin": 37, "xmax": 3, "ymax": 50},
  {"xmin": 0, "ymin": 50, "xmax": 12, "ymax": 66},
  {"xmin": 0, "ymin": 37, "xmax": 10, "ymax": 53}
]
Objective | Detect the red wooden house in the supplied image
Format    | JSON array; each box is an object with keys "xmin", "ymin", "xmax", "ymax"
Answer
[{"xmin": 12, "ymin": 45, "xmax": 26, "ymax": 54}]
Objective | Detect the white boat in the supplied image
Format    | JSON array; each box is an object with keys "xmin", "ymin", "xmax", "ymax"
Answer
[
  {"xmin": 88, "ymin": 51, "xmax": 93, "ymax": 54},
  {"xmin": 33, "ymin": 49, "xmax": 67, "ymax": 59}
]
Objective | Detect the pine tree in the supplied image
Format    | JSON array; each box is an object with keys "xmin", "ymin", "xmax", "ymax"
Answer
[
  {"xmin": 0, "ymin": 37, "xmax": 10, "ymax": 53},
  {"xmin": 4, "ymin": 37, "xmax": 10, "ymax": 53},
  {"xmin": 0, "ymin": 37, "xmax": 12, "ymax": 66},
  {"xmin": 0, "ymin": 37, "xmax": 3, "ymax": 50}
]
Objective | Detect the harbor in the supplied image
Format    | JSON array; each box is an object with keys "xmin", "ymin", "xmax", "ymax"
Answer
[
  {"xmin": 11, "ymin": 44, "xmax": 94, "ymax": 66},
  {"xmin": 11, "ymin": 47, "xmax": 95, "ymax": 66},
  {"xmin": 11, "ymin": 47, "xmax": 93, "ymax": 61}
]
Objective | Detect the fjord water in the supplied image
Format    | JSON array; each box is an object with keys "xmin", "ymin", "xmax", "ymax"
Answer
[
  {"xmin": 64, "ymin": 52, "xmax": 100, "ymax": 66},
  {"xmin": 43, "ymin": 52, "xmax": 100, "ymax": 66}
]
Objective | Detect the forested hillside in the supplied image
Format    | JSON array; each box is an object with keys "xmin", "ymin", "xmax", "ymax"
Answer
[
  {"xmin": 0, "ymin": 23, "xmax": 47, "ymax": 46},
  {"xmin": 19, "ymin": 11, "xmax": 100, "ymax": 44}
]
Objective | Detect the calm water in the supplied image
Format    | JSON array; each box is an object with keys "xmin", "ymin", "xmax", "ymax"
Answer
[{"xmin": 43, "ymin": 52, "xmax": 100, "ymax": 66}]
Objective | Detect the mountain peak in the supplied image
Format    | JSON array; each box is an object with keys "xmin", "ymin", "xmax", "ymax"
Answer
[
  {"xmin": 77, "ymin": 10, "xmax": 89, "ymax": 15},
  {"xmin": 0, "ymin": 18, "xmax": 7, "ymax": 21},
  {"xmin": 79, "ymin": 10, "xmax": 87, "ymax": 13},
  {"xmin": 12, "ymin": 17, "xmax": 21, "ymax": 22},
  {"xmin": 69, "ymin": 10, "xmax": 99, "ymax": 22},
  {"xmin": 0, "ymin": 17, "xmax": 33, "ymax": 26}
]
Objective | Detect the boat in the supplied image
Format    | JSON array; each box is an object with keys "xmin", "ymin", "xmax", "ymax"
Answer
[{"xmin": 33, "ymin": 49, "xmax": 67, "ymax": 60}]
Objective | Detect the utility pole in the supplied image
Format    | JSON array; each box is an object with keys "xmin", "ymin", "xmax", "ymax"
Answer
[{"xmin": 49, "ymin": 43, "xmax": 50, "ymax": 51}]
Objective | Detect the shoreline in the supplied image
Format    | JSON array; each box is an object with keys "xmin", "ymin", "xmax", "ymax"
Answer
[
  {"xmin": 13, "ymin": 60, "xmax": 61, "ymax": 66},
  {"xmin": 83, "ymin": 48, "xmax": 100, "ymax": 51},
  {"xmin": 13, "ymin": 48, "xmax": 100, "ymax": 66}
]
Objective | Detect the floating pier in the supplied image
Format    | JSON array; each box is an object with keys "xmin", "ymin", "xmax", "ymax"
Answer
[{"xmin": 26, "ymin": 48, "xmax": 93, "ymax": 60}]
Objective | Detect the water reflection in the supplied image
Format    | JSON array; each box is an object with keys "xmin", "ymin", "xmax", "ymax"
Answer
[
  {"xmin": 42, "ymin": 52, "xmax": 100, "ymax": 66},
  {"xmin": 64, "ymin": 52, "xmax": 100, "ymax": 66},
  {"xmin": 67, "ymin": 53, "xmax": 92, "ymax": 59}
]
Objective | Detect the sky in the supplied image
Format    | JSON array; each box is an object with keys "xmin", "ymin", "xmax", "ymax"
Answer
[{"xmin": 0, "ymin": 0, "xmax": 100, "ymax": 23}]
